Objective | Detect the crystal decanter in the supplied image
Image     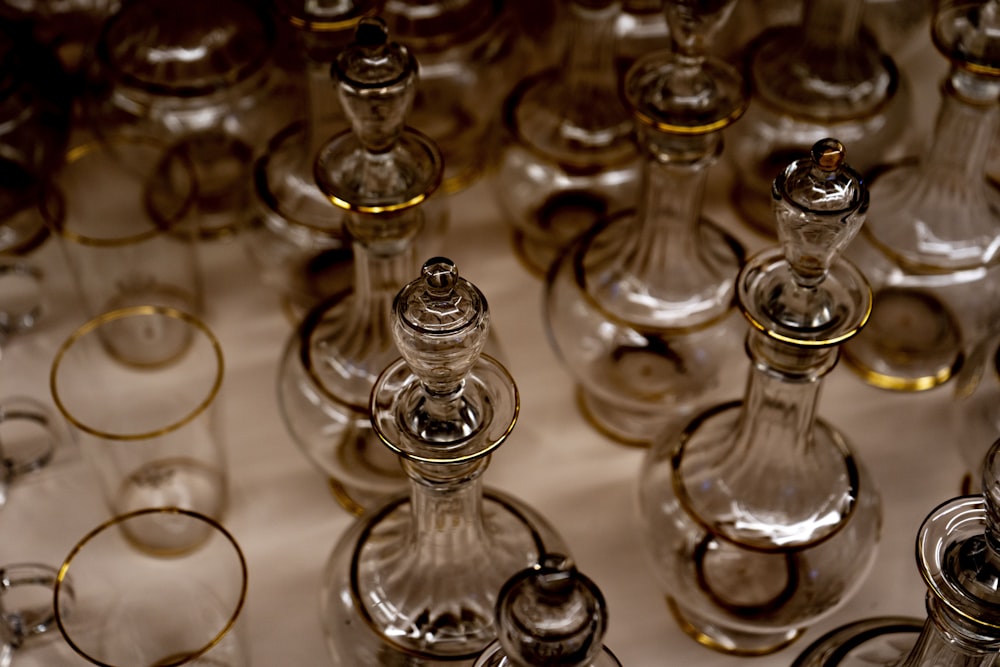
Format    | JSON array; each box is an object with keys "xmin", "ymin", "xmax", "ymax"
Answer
[
  {"xmin": 320, "ymin": 257, "xmax": 566, "ymax": 666},
  {"xmin": 727, "ymin": 0, "xmax": 911, "ymax": 236},
  {"xmin": 87, "ymin": 0, "xmax": 291, "ymax": 239},
  {"xmin": 246, "ymin": 0, "xmax": 377, "ymax": 320},
  {"xmin": 842, "ymin": 0, "xmax": 1000, "ymax": 393},
  {"xmin": 544, "ymin": 2, "xmax": 748, "ymax": 446},
  {"xmin": 473, "ymin": 553, "xmax": 623, "ymax": 667},
  {"xmin": 791, "ymin": 435, "xmax": 1000, "ymax": 667},
  {"xmin": 277, "ymin": 18, "xmax": 444, "ymax": 515},
  {"xmin": 494, "ymin": 0, "xmax": 642, "ymax": 277},
  {"xmin": 638, "ymin": 139, "xmax": 883, "ymax": 655}
]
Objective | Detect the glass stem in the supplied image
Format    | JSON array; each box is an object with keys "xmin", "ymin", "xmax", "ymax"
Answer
[
  {"xmin": 406, "ymin": 460, "xmax": 490, "ymax": 564},
  {"xmin": 922, "ymin": 82, "xmax": 998, "ymax": 185},
  {"xmin": 560, "ymin": 0, "xmax": 622, "ymax": 137},
  {"xmin": 797, "ymin": 0, "xmax": 871, "ymax": 84}
]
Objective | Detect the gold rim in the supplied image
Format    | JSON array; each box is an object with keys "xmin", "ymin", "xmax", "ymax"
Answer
[
  {"xmin": 54, "ymin": 506, "xmax": 248, "ymax": 667},
  {"xmin": 666, "ymin": 597, "xmax": 804, "ymax": 657},
  {"xmin": 50, "ymin": 305, "xmax": 224, "ymax": 441}
]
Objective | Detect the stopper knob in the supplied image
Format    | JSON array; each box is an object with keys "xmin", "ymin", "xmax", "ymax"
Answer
[
  {"xmin": 392, "ymin": 257, "xmax": 489, "ymax": 397},
  {"xmin": 496, "ymin": 554, "xmax": 609, "ymax": 667}
]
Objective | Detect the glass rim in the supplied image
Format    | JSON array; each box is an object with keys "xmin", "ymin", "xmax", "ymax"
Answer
[
  {"xmin": 49, "ymin": 305, "xmax": 224, "ymax": 441},
  {"xmin": 53, "ymin": 506, "xmax": 248, "ymax": 667}
]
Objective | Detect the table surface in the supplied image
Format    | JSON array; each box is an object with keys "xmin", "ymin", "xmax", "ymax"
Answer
[{"xmin": 1, "ymin": 26, "xmax": 988, "ymax": 667}]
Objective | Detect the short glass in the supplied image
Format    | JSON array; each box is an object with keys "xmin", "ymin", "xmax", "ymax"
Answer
[
  {"xmin": 49, "ymin": 306, "xmax": 227, "ymax": 554},
  {"xmin": 54, "ymin": 507, "xmax": 248, "ymax": 666}
]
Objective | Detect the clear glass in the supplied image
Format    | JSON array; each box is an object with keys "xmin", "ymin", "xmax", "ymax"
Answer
[
  {"xmin": 380, "ymin": 0, "xmax": 526, "ymax": 194},
  {"xmin": 84, "ymin": 0, "xmax": 294, "ymax": 239},
  {"xmin": 473, "ymin": 553, "xmax": 623, "ymax": 667},
  {"xmin": 277, "ymin": 18, "xmax": 445, "ymax": 515},
  {"xmin": 494, "ymin": 0, "xmax": 642, "ymax": 277},
  {"xmin": 727, "ymin": 0, "xmax": 912, "ymax": 235},
  {"xmin": 321, "ymin": 257, "xmax": 566, "ymax": 665},
  {"xmin": 791, "ymin": 436, "xmax": 1000, "ymax": 667},
  {"xmin": 638, "ymin": 139, "xmax": 883, "ymax": 656},
  {"xmin": 53, "ymin": 507, "xmax": 248, "ymax": 665},
  {"xmin": 951, "ymin": 326, "xmax": 1000, "ymax": 493},
  {"xmin": 50, "ymin": 306, "xmax": 228, "ymax": 554},
  {"xmin": 245, "ymin": 1, "xmax": 376, "ymax": 321},
  {"xmin": 0, "ymin": 562, "xmax": 72, "ymax": 667},
  {"xmin": 544, "ymin": 2, "xmax": 747, "ymax": 446},
  {"xmin": 842, "ymin": 0, "xmax": 1000, "ymax": 393},
  {"xmin": 614, "ymin": 0, "xmax": 670, "ymax": 80}
]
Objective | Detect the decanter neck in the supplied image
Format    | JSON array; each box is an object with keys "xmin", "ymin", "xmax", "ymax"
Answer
[
  {"xmin": 922, "ymin": 77, "xmax": 1000, "ymax": 181},
  {"xmin": 899, "ymin": 599, "xmax": 1000, "ymax": 667},
  {"xmin": 801, "ymin": 0, "xmax": 865, "ymax": 51},
  {"xmin": 405, "ymin": 458, "xmax": 490, "ymax": 549},
  {"xmin": 350, "ymin": 219, "xmax": 421, "ymax": 313},
  {"xmin": 560, "ymin": 0, "xmax": 622, "ymax": 131}
]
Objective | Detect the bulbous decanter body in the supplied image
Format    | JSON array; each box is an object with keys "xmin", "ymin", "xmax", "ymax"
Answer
[
  {"xmin": 842, "ymin": 0, "xmax": 1000, "ymax": 393},
  {"xmin": 473, "ymin": 554, "xmax": 623, "ymax": 667},
  {"xmin": 245, "ymin": 1, "xmax": 377, "ymax": 319},
  {"xmin": 727, "ymin": 0, "xmax": 911, "ymax": 236},
  {"xmin": 277, "ymin": 18, "xmax": 444, "ymax": 515},
  {"xmin": 87, "ymin": 0, "xmax": 291, "ymax": 239},
  {"xmin": 380, "ymin": 0, "xmax": 524, "ymax": 194},
  {"xmin": 544, "ymin": 2, "xmax": 748, "ymax": 446},
  {"xmin": 321, "ymin": 257, "xmax": 566, "ymax": 666},
  {"xmin": 638, "ymin": 139, "xmax": 883, "ymax": 655},
  {"xmin": 494, "ymin": 0, "xmax": 643, "ymax": 277},
  {"xmin": 791, "ymin": 435, "xmax": 1000, "ymax": 667}
]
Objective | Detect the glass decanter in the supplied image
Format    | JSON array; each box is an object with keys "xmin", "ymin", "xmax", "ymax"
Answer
[
  {"xmin": 320, "ymin": 257, "xmax": 566, "ymax": 666},
  {"xmin": 84, "ymin": 0, "xmax": 292, "ymax": 239},
  {"xmin": 380, "ymin": 0, "xmax": 525, "ymax": 194},
  {"xmin": 614, "ymin": 0, "xmax": 669, "ymax": 81},
  {"xmin": 277, "ymin": 17, "xmax": 444, "ymax": 515},
  {"xmin": 494, "ymin": 0, "xmax": 643, "ymax": 277},
  {"xmin": 543, "ymin": 3, "xmax": 748, "ymax": 446},
  {"xmin": 638, "ymin": 139, "xmax": 883, "ymax": 655},
  {"xmin": 791, "ymin": 435, "xmax": 1000, "ymax": 667},
  {"xmin": 841, "ymin": 0, "xmax": 1000, "ymax": 393},
  {"xmin": 473, "ymin": 553, "xmax": 623, "ymax": 667},
  {"xmin": 246, "ymin": 0, "xmax": 377, "ymax": 320},
  {"xmin": 727, "ymin": 0, "xmax": 911, "ymax": 236}
]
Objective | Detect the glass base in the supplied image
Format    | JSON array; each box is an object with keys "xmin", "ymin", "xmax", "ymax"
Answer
[
  {"xmin": 666, "ymin": 597, "xmax": 805, "ymax": 656},
  {"xmin": 511, "ymin": 229, "xmax": 574, "ymax": 280},
  {"xmin": 576, "ymin": 386, "xmax": 674, "ymax": 447},
  {"xmin": 842, "ymin": 287, "xmax": 963, "ymax": 391},
  {"xmin": 326, "ymin": 476, "xmax": 387, "ymax": 517},
  {"xmin": 790, "ymin": 617, "xmax": 923, "ymax": 667}
]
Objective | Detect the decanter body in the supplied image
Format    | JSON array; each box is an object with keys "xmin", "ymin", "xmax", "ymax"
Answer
[
  {"xmin": 277, "ymin": 18, "xmax": 444, "ymax": 514},
  {"xmin": 842, "ymin": 0, "xmax": 1000, "ymax": 393},
  {"xmin": 321, "ymin": 258, "xmax": 566, "ymax": 666},
  {"xmin": 473, "ymin": 554, "xmax": 622, "ymax": 667},
  {"xmin": 791, "ymin": 436, "xmax": 1000, "ymax": 667},
  {"xmin": 544, "ymin": 4, "xmax": 747, "ymax": 446},
  {"xmin": 87, "ymin": 0, "xmax": 292, "ymax": 238},
  {"xmin": 495, "ymin": 0, "xmax": 642, "ymax": 277},
  {"xmin": 727, "ymin": 0, "xmax": 911, "ymax": 236},
  {"xmin": 245, "ymin": 1, "xmax": 376, "ymax": 319},
  {"xmin": 638, "ymin": 140, "xmax": 883, "ymax": 655}
]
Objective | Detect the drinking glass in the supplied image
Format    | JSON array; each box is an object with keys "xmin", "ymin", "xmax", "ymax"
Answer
[
  {"xmin": 54, "ymin": 507, "xmax": 248, "ymax": 666},
  {"xmin": 41, "ymin": 137, "xmax": 202, "ymax": 326},
  {"xmin": 49, "ymin": 306, "xmax": 227, "ymax": 554}
]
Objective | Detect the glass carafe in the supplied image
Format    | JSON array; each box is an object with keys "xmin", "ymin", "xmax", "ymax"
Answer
[
  {"xmin": 245, "ymin": 0, "xmax": 377, "ymax": 320},
  {"xmin": 841, "ymin": 0, "xmax": 1000, "ymax": 393},
  {"xmin": 473, "ymin": 553, "xmax": 623, "ymax": 667},
  {"xmin": 638, "ymin": 139, "xmax": 883, "ymax": 655},
  {"xmin": 84, "ymin": 0, "xmax": 292, "ymax": 239},
  {"xmin": 277, "ymin": 17, "xmax": 445, "ymax": 515},
  {"xmin": 544, "ymin": 0, "xmax": 748, "ymax": 445},
  {"xmin": 494, "ymin": 0, "xmax": 643, "ymax": 277},
  {"xmin": 320, "ymin": 257, "xmax": 566, "ymax": 665},
  {"xmin": 727, "ymin": 0, "xmax": 911, "ymax": 236},
  {"xmin": 791, "ymin": 435, "xmax": 1000, "ymax": 667}
]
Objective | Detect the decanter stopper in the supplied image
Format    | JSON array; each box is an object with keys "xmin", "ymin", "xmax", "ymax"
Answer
[
  {"xmin": 743, "ymin": 138, "xmax": 871, "ymax": 337},
  {"xmin": 314, "ymin": 16, "xmax": 442, "ymax": 218},
  {"xmin": 490, "ymin": 554, "xmax": 621, "ymax": 667}
]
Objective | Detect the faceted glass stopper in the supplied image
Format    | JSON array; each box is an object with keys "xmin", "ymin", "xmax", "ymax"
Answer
[
  {"xmin": 739, "ymin": 138, "xmax": 872, "ymax": 338},
  {"xmin": 314, "ymin": 17, "xmax": 443, "ymax": 213},
  {"xmin": 393, "ymin": 257, "xmax": 489, "ymax": 397},
  {"xmin": 495, "ymin": 554, "xmax": 609, "ymax": 667}
]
